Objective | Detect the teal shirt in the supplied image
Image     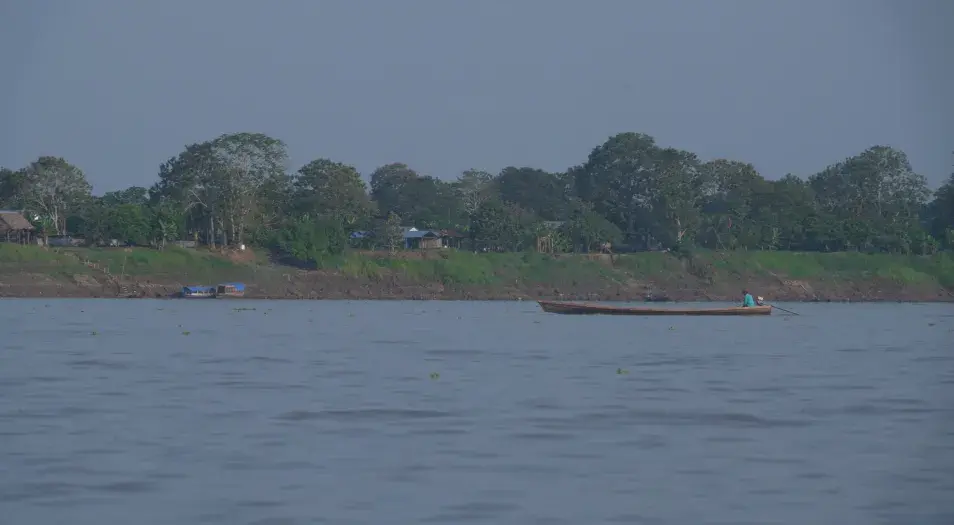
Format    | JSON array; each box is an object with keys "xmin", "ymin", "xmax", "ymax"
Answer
[{"xmin": 742, "ymin": 293, "xmax": 756, "ymax": 307}]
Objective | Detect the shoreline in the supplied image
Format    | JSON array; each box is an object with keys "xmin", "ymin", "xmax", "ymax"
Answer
[
  {"xmin": 2, "ymin": 246, "xmax": 952, "ymax": 304},
  {"xmin": 2, "ymin": 295, "xmax": 951, "ymax": 303},
  {"xmin": 2, "ymin": 284, "xmax": 951, "ymax": 303}
]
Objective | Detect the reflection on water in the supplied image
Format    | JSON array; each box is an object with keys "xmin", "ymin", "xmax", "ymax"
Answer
[{"xmin": 1, "ymin": 299, "xmax": 952, "ymax": 524}]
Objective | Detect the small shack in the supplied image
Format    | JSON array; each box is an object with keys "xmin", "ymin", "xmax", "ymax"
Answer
[
  {"xmin": 0, "ymin": 210, "xmax": 35, "ymax": 244},
  {"xmin": 439, "ymin": 229, "xmax": 465, "ymax": 249},
  {"xmin": 403, "ymin": 228, "xmax": 442, "ymax": 250}
]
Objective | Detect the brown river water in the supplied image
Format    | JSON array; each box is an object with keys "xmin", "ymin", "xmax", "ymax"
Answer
[{"xmin": 1, "ymin": 299, "xmax": 952, "ymax": 524}]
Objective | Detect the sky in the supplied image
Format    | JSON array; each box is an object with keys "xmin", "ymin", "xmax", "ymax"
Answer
[{"xmin": 1, "ymin": 0, "xmax": 952, "ymax": 194}]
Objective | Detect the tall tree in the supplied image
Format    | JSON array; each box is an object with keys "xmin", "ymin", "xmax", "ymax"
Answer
[
  {"xmin": 102, "ymin": 186, "xmax": 150, "ymax": 206},
  {"xmin": 370, "ymin": 163, "xmax": 418, "ymax": 213},
  {"xmin": 562, "ymin": 199, "xmax": 623, "ymax": 252},
  {"xmin": 927, "ymin": 165, "xmax": 954, "ymax": 247},
  {"xmin": 699, "ymin": 159, "xmax": 767, "ymax": 249},
  {"xmin": 471, "ymin": 200, "xmax": 536, "ymax": 251},
  {"xmin": 208, "ymin": 132, "xmax": 289, "ymax": 245},
  {"xmin": 575, "ymin": 132, "xmax": 659, "ymax": 244},
  {"xmin": 149, "ymin": 199, "xmax": 183, "ymax": 250},
  {"xmin": 375, "ymin": 211, "xmax": 404, "ymax": 254},
  {"xmin": 495, "ymin": 166, "xmax": 569, "ymax": 221},
  {"xmin": 153, "ymin": 133, "xmax": 289, "ymax": 247},
  {"xmin": 395, "ymin": 176, "xmax": 464, "ymax": 228},
  {"xmin": 0, "ymin": 167, "xmax": 27, "ymax": 208},
  {"xmin": 644, "ymin": 147, "xmax": 711, "ymax": 247},
  {"xmin": 750, "ymin": 174, "xmax": 816, "ymax": 250},
  {"xmin": 292, "ymin": 158, "xmax": 374, "ymax": 227},
  {"xmin": 19, "ymin": 157, "xmax": 92, "ymax": 235},
  {"xmin": 810, "ymin": 146, "xmax": 930, "ymax": 251},
  {"xmin": 154, "ymin": 141, "xmax": 221, "ymax": 246},
  {"xmin": 455, "ymin": 169, "xmax": 496, "ymax": 217}
]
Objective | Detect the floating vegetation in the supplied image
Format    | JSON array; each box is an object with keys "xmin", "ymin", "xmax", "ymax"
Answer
[
  {"xmin": 233, "ymin": 307, "xmax": 256, "ymax": 312},
  {"xmin": 429, "ymin": 372, "xmax": 440, "ymax": 380},
  {"xmin": 617, "ymin": 368, "xmax": 629, "ymax": 375},
  {"xmin": 182, "ymin": 331, "xmax": 191, "ymax": 336}
]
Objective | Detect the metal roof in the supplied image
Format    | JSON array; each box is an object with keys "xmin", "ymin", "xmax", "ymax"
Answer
[
  {"xmin": 181, "ymin": 285, "xmax": 214, "ymax": 292},
  {"xmin": 404, "ymin": 229, "xmax": 440, "ymax": 238}
]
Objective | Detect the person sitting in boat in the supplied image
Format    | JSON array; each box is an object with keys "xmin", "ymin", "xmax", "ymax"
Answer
[
  {"xmin": 741, "ymin": 289, "xmax": 756, "ymax": 307},
  {"xmin": 756, "ymin": 296, "xmax": 765, "ymax": 306}
]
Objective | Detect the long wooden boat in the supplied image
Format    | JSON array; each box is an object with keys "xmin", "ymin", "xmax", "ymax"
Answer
[{"xmin": 537, "ymin": 300, "xmax": 772, "ymax": 316}]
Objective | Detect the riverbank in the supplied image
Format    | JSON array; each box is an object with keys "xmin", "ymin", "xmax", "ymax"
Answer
[{"xmin": 1, "ymin": 244, "xmax": 952, "ymax": 302}]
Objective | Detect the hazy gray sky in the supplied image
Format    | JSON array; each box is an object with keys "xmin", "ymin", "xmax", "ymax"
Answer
[{"xmin": 1, "ymin": 0, "xmax": 952, "ymax": 193}]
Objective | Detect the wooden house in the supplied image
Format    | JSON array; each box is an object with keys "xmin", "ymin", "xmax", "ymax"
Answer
[
  {"xmin": 438, "ymin": 229, "xmax": 465, "ymax": 249},
  {"xmin": 404, "ymin": 228, "xmax": 442, "ymax": 250}
]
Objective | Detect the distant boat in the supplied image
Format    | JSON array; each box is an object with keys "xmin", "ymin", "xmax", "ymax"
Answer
[
  {"xmin": 215, "ymin": 282, "xmax": 245, "ymax": 298},
  {"xmin": 537, "ymin": 300, "xmax": 772, "ymax": 316},
  {"xmin": 180, "ymin": 285, "xmax": 216, "ymax": 298}
]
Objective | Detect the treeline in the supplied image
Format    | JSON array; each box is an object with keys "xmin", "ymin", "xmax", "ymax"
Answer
[{"xmin": 1, "ymin": 132, "xmax": 952, "ymax": 264}]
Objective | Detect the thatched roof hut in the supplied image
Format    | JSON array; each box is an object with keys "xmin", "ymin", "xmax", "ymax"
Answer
[
  {"xmin": 0, "ymin": 210, "xmax": 36, "ymax": 244},
  {"xmin": 0, "ymin": 211, "xmax": 35, "ymax": 231}
]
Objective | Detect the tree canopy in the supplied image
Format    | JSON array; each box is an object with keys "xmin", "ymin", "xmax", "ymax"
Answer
[{"xmin": 1, "ymin": 132, "xmax": 951, "ymax": 263}]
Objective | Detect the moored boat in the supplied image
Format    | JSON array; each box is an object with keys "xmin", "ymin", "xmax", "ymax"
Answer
[
  {"xmin": 180, "ymin": 285, "xmax": 216, "ymax": 298},
  {"xmin": 537, "ymin": 300, "xmax": 772, "ymax": 316},
  {"xmin": 215, "ymin": 282, "xmax": 246, "ymax": 298}
]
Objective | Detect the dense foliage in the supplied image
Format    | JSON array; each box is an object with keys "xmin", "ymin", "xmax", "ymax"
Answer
[{"xmin": 2, "ymin": 132, "xmax": 952, "ymax": 265}]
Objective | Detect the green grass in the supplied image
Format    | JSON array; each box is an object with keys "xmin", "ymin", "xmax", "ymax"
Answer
[
  {"xmin": 2, "ymin": 243, "xmax": 952, "ymax": 293},
  {"xmin": 65, "ymin": 246, "xmax": 234, "ymax": 274},
  {"xmin": 0, "ymin": 243, "xmax": 87, "ymax": 276},
  {"xmin": 611, "ymin": 252, "xmax": 684, "ymax": 276},
  {"xmin": 303, "ymin": 248, "xmax": 954, "ymax": 291},
  {"xmin": 692, "ymin": 249, "xmax": 954, "ymax": 287},
  {"xmin": 323, "ymin": 251, "xmax": 501, "ymax": 285},
  {"xmin": 0, "ymin": 243, "xmax": 71, "ymax": 263},
  {"xmin": 59, "ymin": 246, "xmax": 265, "ymax": 283},
  {"xmin": 320, "ymin": 251, "xmax": 626, "ymax": 287}
]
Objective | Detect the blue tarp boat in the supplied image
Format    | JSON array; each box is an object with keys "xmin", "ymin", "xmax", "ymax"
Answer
[{"xmin": 180, "ymin": 285, "xmax": 215, "ymax": 298}]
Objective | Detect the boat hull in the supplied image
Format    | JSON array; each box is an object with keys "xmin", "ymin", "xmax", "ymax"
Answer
[
  {"xmin": 537, "ymin": 300, "xmax": 772, "ymax": 316},
  {"xmin": 179, "ymin": 285, "xmax": 216, "ymax": 299},
  {"xmin": 215, "ymin": 283, "xmax": 246, "ymax": 298},
  {"xmin": 177, "ymin": 283, "xmax": 246, "ymax": 299}
]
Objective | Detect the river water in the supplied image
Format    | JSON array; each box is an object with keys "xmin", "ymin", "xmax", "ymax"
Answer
[{"xmin": 1, "ymin": 299, "xmax": 952, "ymax": 524}]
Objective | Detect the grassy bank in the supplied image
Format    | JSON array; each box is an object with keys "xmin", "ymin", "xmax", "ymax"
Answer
[{"xmin": 1, "ymin": 243, "xmax": 952, "ymax": 301}]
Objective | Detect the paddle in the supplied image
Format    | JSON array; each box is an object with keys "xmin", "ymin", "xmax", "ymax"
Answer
[{"xmin": 767, "ymin": 303, "xmax": 799, "ymax": 316}]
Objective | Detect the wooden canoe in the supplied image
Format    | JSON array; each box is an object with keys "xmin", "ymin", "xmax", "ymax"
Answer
[{"xmin": 537, "ymin": 300, "xmax": 772, "ymax": 316}]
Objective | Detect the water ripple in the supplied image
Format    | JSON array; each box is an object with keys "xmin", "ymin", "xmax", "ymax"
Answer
[
  {"xmin": 275, "ymin": 408, "xmax": 452, "ymax": 422},
  {"xmin": 1, "ymin": 299, "xmax": 951, "ymax": 525}
]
